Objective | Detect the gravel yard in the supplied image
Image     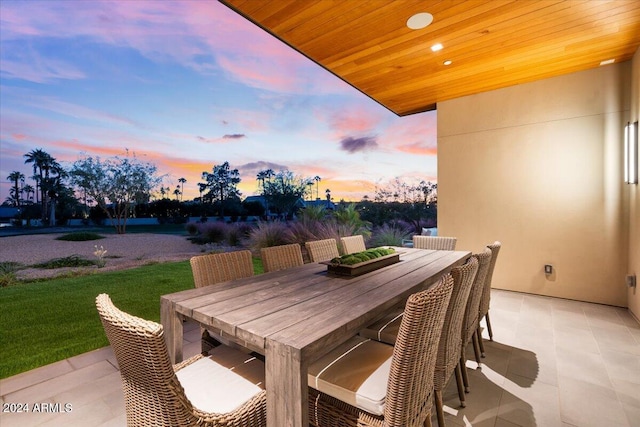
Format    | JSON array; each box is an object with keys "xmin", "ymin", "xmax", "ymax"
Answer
[{"xmin": 0, "ymin": 233, "xmax": 204, "ymax": 280}]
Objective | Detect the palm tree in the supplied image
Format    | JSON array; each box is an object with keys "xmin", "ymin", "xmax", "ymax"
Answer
[
  {"xmin": 256, "ymin": 170, "xmax": 267, "ymax": 192},
  {"xmin": 6, "ymin": 171, "xmax": 25, "ymax": 207},
  {"xmin": 22, "ymin": 184, "xmax": 35, "ymax": 203},
  {"xmin": 198, "ymin": 182, "xmax": 207, "ymax": 203},
  {"xmin": 24, "ymin": 149, "xmax": 60, "ymax": 221},
  {"xmin": 257, "ymin": 169, "xmax": 277, "ymax": 193},
  {"xmin": 173, "ymin": 187, "xmax": 181, "ymax": 200},
  {"xmin": 264, "ymin": 169, "xmax": 275, "ymax": 182},
  {"xmin": 24, "ymin": 148, "xmax": 49, "ymax": 204},
  {"xmin": 178, "ymin": 177, "xmax": 187, "ymax": 202},
  {"xmin": 306, "ymin": 179, "xmax": 314, "ymax": 201},
  {"xmin": 314, "ymin": 176, "xmax": 321, "ymax": 200}
]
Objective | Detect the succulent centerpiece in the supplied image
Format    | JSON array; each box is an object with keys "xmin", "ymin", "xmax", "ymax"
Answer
[
  {"xmin": 328, "ymin": 247, "xmax": 396, "ymax": 266},
  {"xmin": 324, "ymin": 247, "xmax": 400, "ymax": 277}
]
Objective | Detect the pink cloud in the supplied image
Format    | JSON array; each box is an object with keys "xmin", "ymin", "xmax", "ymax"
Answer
[
  {"xmin": 396, "ymin": 142, "xmax": 437, "ymax": 156},
  {"xmin": 53, "ymin": 140, "xmax": 132, "ymax": 159},
  {"xmin": 1, "ymin": 1, "xmax": 350, "ymax": 94},
  {"xmin": 378, "ymin": 111, "xmax": 437, "ymax": 154},
  {"xmin": 19, "ymin": 95, "xmax": 141, "ymax": 128},
  {"xmin": 214, "ymin": 108, "xmax": 272, "ymax": 133},
  {"xmin": 0, "ymin": 56, "xmax": 85, "ymax": 83},
  {"xmin": 328, "ymin": 109, "xmax": 381, "ymax": 135}
]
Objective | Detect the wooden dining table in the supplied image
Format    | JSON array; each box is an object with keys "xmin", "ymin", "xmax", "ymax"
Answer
[{"xmin": 161, "ymin": 247, "xmax": 470, "ymax": 427}]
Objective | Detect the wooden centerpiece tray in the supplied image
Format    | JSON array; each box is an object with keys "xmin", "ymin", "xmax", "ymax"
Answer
[{"xmin": 321, "ymin": 249, "xmax": 401, "ymax": 277}]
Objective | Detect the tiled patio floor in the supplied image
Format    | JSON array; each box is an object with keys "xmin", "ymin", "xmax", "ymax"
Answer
[{"xmin": 1, "ymin": 289, "xmax": 639, "ymax": 427}]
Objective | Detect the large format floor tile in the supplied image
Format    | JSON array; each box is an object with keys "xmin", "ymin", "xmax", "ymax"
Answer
[
  {"xmin": 1, "ymin": 290, "xmax": 638, "ymax": 426},
  {"xmin": 438, "ymin": 289, "xmax": 639, "ymax": 427}
]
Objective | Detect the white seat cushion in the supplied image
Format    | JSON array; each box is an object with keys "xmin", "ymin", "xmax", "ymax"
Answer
[
  {"xmin": 308, "ymin": 336, "xmax": 393, "ymax": 416},
  {"xmin": 176, "ymin": 346, "xmax": 264, "ymax": 414}
]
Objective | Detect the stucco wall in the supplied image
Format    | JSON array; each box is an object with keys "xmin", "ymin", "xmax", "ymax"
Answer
[
  {"xmin": 438, "ymin": 62, "xmax": 632, "ymax": 307},
  {"xmin": 628, "ymin": 48, "xmax": 640, "ymax": 319}
]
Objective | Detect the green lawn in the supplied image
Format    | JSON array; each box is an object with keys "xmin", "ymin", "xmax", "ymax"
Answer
[{"xmin": 0, "ymin": 257, "xmax": 264, "ymax": 379}]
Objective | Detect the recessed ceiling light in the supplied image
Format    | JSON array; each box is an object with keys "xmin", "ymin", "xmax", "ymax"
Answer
[
  {"xmin": 443, "ymin": 60, "xmax": 452, "ymax": 66},
  {"xmin": 431, "ymin": 43, "xmax": 443, "ymax": 52},
  {"xmin": 407, "ymin": 13, "xmax": 433, "ymax": 30},
  {"xmin": 599, "ymin": 59, "xmax": 615, "ymax": 66}
]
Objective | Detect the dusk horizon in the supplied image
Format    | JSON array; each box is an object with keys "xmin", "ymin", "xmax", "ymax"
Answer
[{"xmin": 0, "ymin": 0, "xmax": 437, "ymax": 205}]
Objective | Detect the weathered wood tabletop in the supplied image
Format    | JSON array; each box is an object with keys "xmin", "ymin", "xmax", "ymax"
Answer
[{"xmin": 161, "ymin": 247, "xmax": 470, "ymax": 427}]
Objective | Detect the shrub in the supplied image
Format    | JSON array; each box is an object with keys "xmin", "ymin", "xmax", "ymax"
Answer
[
  {"xmin": 285, "ymin": 221, "xmax": 317, "ymax": 245},
  {"xmin": 0, "ymin": 272, "xmax": 18, "ymax": 288},
  {"xmin": 369, "ymin": 223, "xmax": 412, "ymax": 247},
  {"xmin": 247, "ymin": 221, "xmax": 289, "ymax": 250},
  {"xmin": 56, "ymin": 232, "xmax": 105, "ymax": 242},
  {"xmin": 0, "ymin": 262, "xmax": 21, "ymax": 287},
  {"xmin": 333, "ymin": 203, "xmax": 371, "ymax": 238},
  {"xmin": 315, "ymin": 221, "xmax": 355, "ymax": 241},
  {"xmin": 299, "ymin": 205, "xmax": 328, "ymax": 222},
  {"xmin": 199, "ymin": 221, "xmax": 229, "ymax": 244},
  {"xmin": 32, "ymin": 256, "xmax": 97, "ymax": 269},
  {"xmin": 226, "ymin": 223, "xmax": 244, "ymax": 246},
  {"xmin": 233, "ymin": 222, "xmax": 255, "ymax": 238},
  {"xmin": 185, "ymin": 222, "xmax": 199, "ymax": 235}
]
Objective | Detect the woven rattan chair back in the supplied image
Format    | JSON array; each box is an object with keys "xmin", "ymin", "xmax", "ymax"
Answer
[
  {"xmin": 96, "ymin": 294, "xmax": 267, "ymax": 427},
  {"xmin": 340, "ymin": 235, "xmax": 366, "ymax": 255},
  {"xmin": 260, "ymin": 243, "xmax": 304, "ymax": 273},
  {"xmin": 96, "ymin": 293, "xmax": 197, "ymax": 426},
  {"xmin": 384, "ymin": 274, "xmax": 454, "ymax": 427},
  {"xmin": 412, "ymin": 235, "xmax": 457, "ymax": 250},
  {"xmin": 458, "ymin": 249, "xmax": 492, "ymax": 395},
  {"xmin": 308, "ymin": 276, "xmax": 454, "ymax": 427},
  {"xmin": 190, "ymin": 250, "xmax": 253, "ymax": 288},
  {"xmin": 435, "ymin": 257, "xmax": 478, "ymax": 390},
  {"xmin": 305, "ymin": 238, "xmax": 340, "ymax": 262},
  {"xmin": 462, "ymin": 249, "xmax": 492, "ymax": 346},
  {"xmin": 478, "ymin": 241, "xmax": 502, "ymax": 324},
  {"xmin": 433, "ymin": 257, "xmax": 478, "ymax": 426}
]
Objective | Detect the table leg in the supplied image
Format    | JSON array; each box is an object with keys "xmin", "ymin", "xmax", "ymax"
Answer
[
  {"xmin": 266, "ymin": 339, "xmax": 307, "ymax": 427},
  {"xmin": 161, "ymin": 297, "xmax": 183, "ymax": 363}
]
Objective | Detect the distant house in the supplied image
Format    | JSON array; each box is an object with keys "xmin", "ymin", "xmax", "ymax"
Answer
[
  {"xmin": 303, "ymin": 198, "xmax": 336, "ymax": 211},
  {"xmin": 0, "ymin": 206, "xmax": 20, "ymax": 224},
  {"xmin": 243, "ymin": 195, "xmax": 279, "ymax": 219},
  {"xmin": 243, "ymin": 195, "xmax": 335, "ymax": 219}
]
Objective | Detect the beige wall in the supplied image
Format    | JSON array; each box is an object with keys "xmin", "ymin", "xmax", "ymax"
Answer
[
  {"xmin": 628, "ymin": 48, "xmax": 640, "ymax": 318},
  {"xmin": 438, "ymin": 61, "xmax": 633, "ymax": 307}
]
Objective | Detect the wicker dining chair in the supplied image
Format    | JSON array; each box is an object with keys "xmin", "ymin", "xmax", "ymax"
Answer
[
  {"xmin": 340, "ymin": 235, "xmax": 366, "ymax": 255},
  {"xmin": 433, "ymin": 257, "xmax": 478, "ymax": 426},
  {"xmin": 190, "ymin": 250, "xmax": 254, "ymax": 352},
  {"xmin": 412, "ymin": 236, "xmax": 457, "ymax": 250},
  {"xmin": 95, "ymin": 294, "xmax": 267, "ymax": 427},
  {"xmin": 305, "ymin": 238, "xmax": 340, "ymax": 262},
  {"xmin": 190, "ymin": 250, "xmax": 254, "ymax": 289},
  {"xmin": 477, "ymin": 241, "xmax": 502, "ymax": 356},
  {"xmin": 307, "ymin": 274, "xmax": 454, "ymax": 427},
  {"xmin": 260, "ymin": 243, "xmax": 304, "ymax": 273},
  {"xmin": 359, "ymin": 258, "xmax": 478, "ymax": 425},
  {"xmin": 460, "ymin": 248, "xmax": 492, "ymax": 393}
]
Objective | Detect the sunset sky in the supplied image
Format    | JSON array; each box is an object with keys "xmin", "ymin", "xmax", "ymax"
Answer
[{"xmin": 0, "ymin": 0, "xmax": 437, "ymax": 204}]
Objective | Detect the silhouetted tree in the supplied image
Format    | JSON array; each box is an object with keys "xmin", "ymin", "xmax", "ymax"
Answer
[
  {"xmin": 202, "ymin": 162, "xmax": 241, "ymax": 218},
  {"xmin": 69, "ymin": 153, "xmax": 161, "ymax": 233},
  {"xmin": 6, "ymin": 171, "xmax": 25, "ymax": 207},
  {"xmin": 261, "ymin": 170, "xmax": 308, "ymax": 219},
  {"xmin": 178, "ymin": 177, "xmax": 187, "ymax": 201}
]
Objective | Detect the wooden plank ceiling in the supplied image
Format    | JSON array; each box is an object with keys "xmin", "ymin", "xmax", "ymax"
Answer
[{"xmin": 219, "ymin": 0, "xmax": 640, "ymax": 116}]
